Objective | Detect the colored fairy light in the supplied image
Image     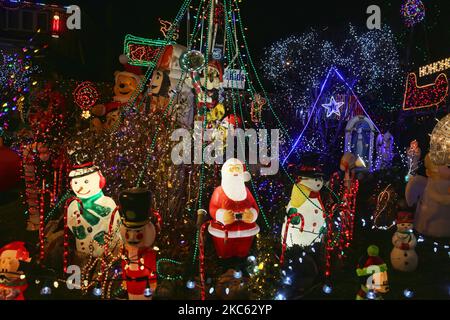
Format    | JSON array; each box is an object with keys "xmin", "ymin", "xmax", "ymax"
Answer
[
  {"xmin": 366, "ymin": 290, "xmax": 377, "ymax": 300},
  {"xmin": 233, "ymin": 270, "xmax": 243, "ymax": 279},
  {"xmin": 40, "ymin": 285, "xmax": 52, "ymax": 296},
  {"xmin": 92, "ymin": 286, "xmax": 102, "ymax": 297},
  {"xmin": 401, "ymin": 0, "xmax": 426, "ymax": 27},
  {"xmin": 282, "ymin": 276, "xmax": 292, "ymax": 286},
  {"xmin": 403, "ymin": 289, "xmax": 414, "ymax": 299},
  {"xmin": 186, "ymin": 280, "xmax": 196, "ymax": 289},
  {"xmin": 143, "ymin": 287, "xmax": 153, "ymax": 298},
  {"xmin": 274, "ymin": 292, "xmax": 286, "ymax": 300},
  {"xmin": 323, "ymin": 284, "xmax": 332, "ymax": 294}
]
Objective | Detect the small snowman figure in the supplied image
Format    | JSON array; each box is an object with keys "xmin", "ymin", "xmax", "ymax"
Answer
[
  {"xmin": 390, "ymin": 212, "xmax": 418, "ymax": 272},
  {"xmin": 66, "ymin": 152, "xmax": 121, "ymax": 260}
]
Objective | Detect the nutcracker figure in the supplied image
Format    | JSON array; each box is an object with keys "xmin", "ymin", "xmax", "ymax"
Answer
[{"xmin": 119, "ymin": 188, "xmax": 160, "ymax": 300}]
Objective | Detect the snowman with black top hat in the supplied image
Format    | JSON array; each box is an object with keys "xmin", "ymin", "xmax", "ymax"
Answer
[{"xmin": 65, "ymin": 151, "xmax": 121, "ymax": 263}]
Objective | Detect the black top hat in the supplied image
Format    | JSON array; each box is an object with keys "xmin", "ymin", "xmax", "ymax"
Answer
[
  {"xmin": 293, "ymin": 153, "xmax": 325, "ymax": 178},
  {"xmin": 68, "ymin": 150, "xmax": 99, "ymax": 178},
  {"xmin": 297, "ymin": 165, "xmax": 325, "ymax": 178},
  {"xmin": 118, "ymin": 188, "xmax": 152, "ymax": 229}
]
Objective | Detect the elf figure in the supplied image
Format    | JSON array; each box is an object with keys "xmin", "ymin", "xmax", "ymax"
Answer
[
  {"xmin": 282, "ymin": 166, "xmax": 326, "ymax": 248},
  {"xmin": 66, "ymin": 152, "xmax": 121, "ymax": 260},
  {"xmin": 390, "ymin": 212, "xmax": 418, "ymax": 272},
  {"xmin": 356, "ymin": 245, "xmax": 389, "ymax": 300},
  {"xmin": 195, "ymin": 60, "xmax": 223, "ymax": 110},
  {"xmin": 119, "ymin": 188, "xmax": 160, "ymax": 300},
  {"xmin": 209, "ymin": 158, "xmax": 259, "ymax": 259},
  {"xmin": 0, "ymin": 242, "xmax": 31, "ymax": 300}
]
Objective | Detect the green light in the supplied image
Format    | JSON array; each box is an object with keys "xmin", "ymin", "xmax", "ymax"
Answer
[{"xmin": 123, "ymin": 34, "xmax": 174, "ymax": 67}]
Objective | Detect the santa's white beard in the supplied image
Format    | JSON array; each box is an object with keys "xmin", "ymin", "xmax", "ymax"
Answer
[{"xmin": 222, "ymin": 175, "xmax": 247, "ymax": 201}]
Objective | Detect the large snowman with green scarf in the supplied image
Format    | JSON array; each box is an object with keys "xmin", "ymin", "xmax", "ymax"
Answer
[{"xmin": 67, "ymin": 153, "xmax": 121, "ymax": 258}]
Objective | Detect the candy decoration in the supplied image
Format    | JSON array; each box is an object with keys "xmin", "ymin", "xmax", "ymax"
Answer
[
  {"xmin": 280, "ymin": 212, "xmax": 305, "ymax": 266},
  {"xmin": 73, "ymin": 81, "xmax": 100, "ymax": 119}
]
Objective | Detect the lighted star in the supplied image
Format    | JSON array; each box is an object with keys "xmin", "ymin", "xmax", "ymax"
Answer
[{"xmin": 322, "ymin": 96, "xmax": 344, "ymax": 117}]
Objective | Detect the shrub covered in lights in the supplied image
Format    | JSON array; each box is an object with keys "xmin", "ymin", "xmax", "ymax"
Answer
[{"xmin": 262, "ymin": 24, "xmax": 402, "ymax": 113}]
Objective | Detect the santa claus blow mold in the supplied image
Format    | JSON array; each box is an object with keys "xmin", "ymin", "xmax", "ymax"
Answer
[
  {"xmin": 66, "ymin": 152, "xmax": 121, "ymax": 259},
  {"xmin": 208, "ymin": 158, "xmax": 259, "ymax": 259}
]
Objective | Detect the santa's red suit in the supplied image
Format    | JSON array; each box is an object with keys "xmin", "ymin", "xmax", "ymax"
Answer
[
  {"xmin": 208, "ymin": 186, "xmax": 259, "ymax": 258},
  {"xmin": 121, "ymin": 248, "xmax": 157, "ymax": 295},
  {"xmin": 0, "ymin": 280, "xmax": 27, "ymax": 300}
]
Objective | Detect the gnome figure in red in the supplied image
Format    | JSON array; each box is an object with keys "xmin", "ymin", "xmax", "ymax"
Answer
[
  {"xmin": 119, "ymin": 188, "xmax": 160, "ymax": 300},
  {"xmin": 0, "ymin": 242, "xmax": 31, "ymax": 300},
  {"xmin": 209, "ymin": 158, "xmax": 260, "ymax": 259}
]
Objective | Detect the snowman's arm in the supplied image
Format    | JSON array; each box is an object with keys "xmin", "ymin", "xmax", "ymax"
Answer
[{"xmin": 66, "ymin": 201, "xmax": 80, "ymax": 232}]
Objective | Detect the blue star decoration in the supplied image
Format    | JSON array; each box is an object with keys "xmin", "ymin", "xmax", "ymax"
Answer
[{"xmin": 322, "ymin": 96, "xmax": 344, "ymax": 117}]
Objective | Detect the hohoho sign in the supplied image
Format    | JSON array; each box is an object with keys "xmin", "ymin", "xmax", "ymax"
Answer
[{"xmin": 402, "ymin": 72, "xmax": 449, "ymax": 111}]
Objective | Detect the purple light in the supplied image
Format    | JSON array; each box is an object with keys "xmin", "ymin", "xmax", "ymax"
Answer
[
  {"xmin": 282, "ymin": 67, "xmax": 383, "ymax": 166},
  {"xmin": 282, "ymin": 67, "xmax": 334, "ymax": 165}
]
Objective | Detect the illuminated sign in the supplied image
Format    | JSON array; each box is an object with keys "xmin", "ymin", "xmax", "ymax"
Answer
[
  {"xmin": 402, "ymin": 72, "xmax": 449, "ymax": 110},
  {"xmin": 419, "ymin": 57, "xmax": 450, "ymax": 77}
]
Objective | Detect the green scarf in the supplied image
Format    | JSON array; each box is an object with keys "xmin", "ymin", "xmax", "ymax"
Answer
[{"xmin": 77, "ymin": 191, "xmax": 112, "ymax": 226}]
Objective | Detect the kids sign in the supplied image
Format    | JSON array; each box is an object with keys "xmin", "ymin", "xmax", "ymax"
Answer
[{"xmin": 223, "ymin": 69, "xmax": 246, "ymax": 90}]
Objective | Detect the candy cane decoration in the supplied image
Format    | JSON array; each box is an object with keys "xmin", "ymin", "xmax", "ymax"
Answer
[
  {"xmin": 101, "ymin": 206, "xmax": 120, "ymax": 277},
  {"xmin": 198, "ymin": 221, "xmax": 209, "ymax": 301},
  {"xmin": 39, "ymin": 179, "xmax": 46, "ymax": 260},
  {"xmin": 198, "ymin": 219, "xmax": 229, "ymax": 300},
  {"xmin": 63, "ymin": 196, "xmax": 82, "ymax": 273},
  {"xmin": 280, "ymin": 212, "xmax": 305, "ymax": 266}
]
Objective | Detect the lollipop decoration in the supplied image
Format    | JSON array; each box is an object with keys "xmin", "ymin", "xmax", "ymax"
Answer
[
  {"xmin": 73, "ymin": 81, "xmax": 99, "ymax": 119},
  {"xmin": 401, "ymin": 0, "xmax": 425, "ymax": 28}
]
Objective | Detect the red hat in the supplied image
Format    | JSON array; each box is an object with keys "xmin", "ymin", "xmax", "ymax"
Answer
[
  {"xmin": 118, "ymin": 55, "xmax": 143, "ymax": 80},
  {"xmin": 297, "ymin": 165, "xmax": 324, "ymax": 179},
  {"xmin": 396, "ymin": 211, "xmax": 414, "ymax": 224},
  {"xmin": 356, "ymin": 245, "xmax": 388, "ymax": 277},
  {"xmin": 208, "ymin": 60, "xmax": 223, "ymax": 82},
  {"xmin": 221, "ymin": 114, "xmax": 242, "ymax": 129},
  {"xmin": 0, "ymin": 241, "xmax": 30, "ymax": 261}
]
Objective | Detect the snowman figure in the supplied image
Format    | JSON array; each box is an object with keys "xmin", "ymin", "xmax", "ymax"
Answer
[
  {"xmin": 66, "ymin": 152, "xmax": 121, "ymax": 259},
  {"xmin": 390, "ymin": 212, "xmax": 418, "ymax": 272},
  {"xmin": 281, "ymin": 166, "xmax": 326, "ymax": 248},
  {"xmin": 119, "ymin": 188, "xmax": 160, "ymax": 300}
]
